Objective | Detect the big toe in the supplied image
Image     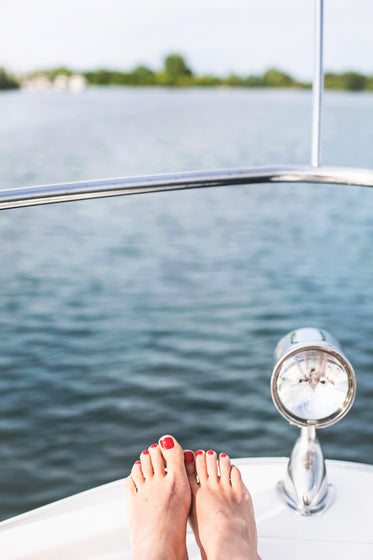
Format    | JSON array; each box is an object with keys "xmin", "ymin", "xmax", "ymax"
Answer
[{"xmin": 159, "ymin": 434, "xmax": 185, "ymax": 473}]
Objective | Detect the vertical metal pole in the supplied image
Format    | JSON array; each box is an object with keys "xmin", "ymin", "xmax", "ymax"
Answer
[{"xmin": 311, "ymin": 0, "xmax": 324, "ymax": 168}]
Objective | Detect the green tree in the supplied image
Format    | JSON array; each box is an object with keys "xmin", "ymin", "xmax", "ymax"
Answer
[
  {"xmin": 163, "ymin": 54, "xmax": 193, "ymax": 85},
  {"xmin": 324, "ymin": 72, "xmax": 339, "ymax": 89},
  {"xmin": 84, "ymin": 69, "xmax": 114, "ymax": 85},
  {"xmin": 365, "ymin": 76, "xmax": 373, "ymax": 91},
  {"xmin": 130, "ymin": 65, "xmax": 156, "ymax": 85},
  {"xmin": 242, "ymin": 75, "xmax": 263, "ymax": 87},
  {"xmin": 0, "ymin": 68, "xmax": 19, "ymax": 90},
  {"xmin": 340, "ymin": 72, "xmax": 366, "ymax": 91},
  {"xmin": 262, "ymin": 68, "xmax": 296, "ymax": 88},
  {"xmin": 325, "ymin": 71, "xmax": 367, "ymax": 91}
]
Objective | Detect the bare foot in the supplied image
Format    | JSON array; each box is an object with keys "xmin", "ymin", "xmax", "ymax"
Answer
[
  {"xmin": 186, "ymin": 449, "xmax": 260, "ymax": 560},
  {"xmin": 125, "ymin": 435, "xmax": 191, "ymax": 560}
]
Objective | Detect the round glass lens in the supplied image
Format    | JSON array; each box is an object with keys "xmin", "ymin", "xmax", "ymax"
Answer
[{"xmin": 276, "ymin": 349, "xmax": 350, "ymax": 422}]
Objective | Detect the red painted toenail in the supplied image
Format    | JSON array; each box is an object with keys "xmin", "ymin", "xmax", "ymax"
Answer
[
  {"xmin": 220, "ymin": 453, "xmax": 227, "ymax": 458},
  {"xmin": 195, "ymin": 450, "xmax": 204, "ymax": 456},
  {"xmin": 160, "ymin": 437, "xmax": 174, "ymax": 450},
  {"xmin": 135, "ymin": 460, "xmax": 141, "ymax": 464},
  {"xmin": 207, "ymin": 450, "xmax": 214, "ymax": 455},
  {"xmin": 142, "ymin": 449, "xmax": 149, "ymax": 455},
  {"xmin": 150, "ymin": 444, "xmax": 158, "ymax": 449},
  {"xmin": 184, "ymin": 450, "xmax": 194, "ymax": 464}
]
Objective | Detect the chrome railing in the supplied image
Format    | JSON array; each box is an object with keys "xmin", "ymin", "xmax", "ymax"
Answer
[
  {"xmin": 1, "ymin": 165, "xmax": 373, "ymax": 211},
  {"xmin": 311, "ymin": 0, "xmax": 324, "ymax": 167}
]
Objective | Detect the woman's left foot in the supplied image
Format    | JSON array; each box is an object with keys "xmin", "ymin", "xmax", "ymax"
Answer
[
  {"xmin": 125, "ymin": 435, "xmax": 191, "ymax": 560},
  {"xmin": 186, "ymin": 449, "xmax": 260, "ymax": 560}
]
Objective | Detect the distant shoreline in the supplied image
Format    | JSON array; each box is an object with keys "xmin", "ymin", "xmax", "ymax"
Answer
[{"xmin": 2, "ymin": 54, "xmax": 373, "ymax": 92}]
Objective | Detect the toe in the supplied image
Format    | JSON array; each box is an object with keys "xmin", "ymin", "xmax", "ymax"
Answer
[
  {"xmin": 159, "ymin": 435, "xmax": 185, "ymax": 473},
  {"xmin": 184, "ymin": 450, "xmax": 195, "ymax": 471},
  {"xmin": 131, "ymin": 460, "xmax": 145, "ymax": 489},
  {"xmin": 206, "ymin": 450, "xmax": 219, "ymax": 482},
  {"xmin": 148, "ymin": 443, "xmax": 166, "ymax": 477},
  {"xmin": 124, "ymin": 475, "xmax": 137, "ymax": 495},
  {"xmin": 184, "ymin": 450, "xmax": 198, "ymax": 492},
  {"xmin": 230, "ymin": 464, "xmax": 242, "ymax": 488},
  {"xmin": 219, "ymin": 452, "xmax": 231, "ymax": 484},
  {"xmin": 194, "ymin": 449, "xmax": 207, "ymax": 484},
  {"xmin": 140, "ymin": 449, "xmax": 153, "ymax": 479}
]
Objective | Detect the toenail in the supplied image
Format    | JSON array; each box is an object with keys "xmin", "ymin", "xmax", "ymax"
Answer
[
  {"xmin": 220, "ymin": 453, "xmax": 228, "ymax": 458},
  {"xmin": 135, "ymin": 460, "xmax": 141, "ymax": 464},
  {"xmin": 150, "ymin": 444, "xmax": 158, "ymax": 449},
  {"xmin": 207, "ymin": 450, "xmax": 214, "ymax": 455},
  {"xmin": 184, "ymin": 450, "xmax": 194, "ymax": 464},
  {"xmin": 160, "ymin": 436, "xmax": 175, "ymax": 450},
  {"xmin": 142, "ymin": 449, "xmax": 149, "ymax": 455},
  {"xmin": 195, "ymin": 450, "xmax": 204, "ymax": 456}
]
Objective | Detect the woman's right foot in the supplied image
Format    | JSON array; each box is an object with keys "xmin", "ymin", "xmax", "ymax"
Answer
[
  {"xmin": 186, "ymin": 449, "xmax": 261, "ymax": 560},
  {"xmin": 125, "ymin": 435, "xmax": 191, "ymax": 560}
]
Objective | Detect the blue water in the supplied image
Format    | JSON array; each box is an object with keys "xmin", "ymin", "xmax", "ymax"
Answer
[{"xmin": 0, "ymin": 87, "xmax": 372, "ymax": 520}]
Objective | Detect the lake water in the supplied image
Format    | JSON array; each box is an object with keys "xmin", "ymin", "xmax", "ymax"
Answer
[{"xmin": 0, "ymin": 87, "xmax": 372, "ymax": 520}]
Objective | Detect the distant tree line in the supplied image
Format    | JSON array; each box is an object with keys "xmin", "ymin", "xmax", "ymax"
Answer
[
  {"xmin": 2, "ymin": 55, "xmax": 373, "ymax": 91},
  {"xmin": 83, "ymin": 56, "xmax": 373, "ymax": 91},
  {"xmin": 83, "ymin": 55, "xmax": 308, "ymax": 88}
]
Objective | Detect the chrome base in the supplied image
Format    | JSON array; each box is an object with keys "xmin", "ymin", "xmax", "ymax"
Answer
[
  {"xmin": 277, "ymin": 426, "xmax": 336, "ymax": 516},
  {"xmin": 277, "ymin": 480, "xmax": 335, "ymax": 516}
]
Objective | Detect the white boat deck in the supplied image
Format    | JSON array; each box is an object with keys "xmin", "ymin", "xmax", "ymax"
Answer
[{"xmin": 0, "ymin": 457, "xmax": 372, "ymax": 559}]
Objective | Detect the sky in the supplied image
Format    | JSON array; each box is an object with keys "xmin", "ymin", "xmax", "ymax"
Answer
[{"xmin": 2, "ymin": 0, "xmax": 373, "ymax": 80}]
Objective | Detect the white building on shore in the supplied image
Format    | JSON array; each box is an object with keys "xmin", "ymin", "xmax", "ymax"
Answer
[{"xmin": 22, "ymin": 73, "xmax": 87, "ymax": 93}]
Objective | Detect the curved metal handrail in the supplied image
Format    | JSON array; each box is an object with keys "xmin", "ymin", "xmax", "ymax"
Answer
[{"xmin": 0, "ymin": 165, "xmax": 373, "ymax": 211}]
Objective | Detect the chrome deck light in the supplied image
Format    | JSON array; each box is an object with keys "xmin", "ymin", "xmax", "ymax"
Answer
[{"xmin": 271, "ymin": 328, "xmax": 356, "ymax": 515}]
